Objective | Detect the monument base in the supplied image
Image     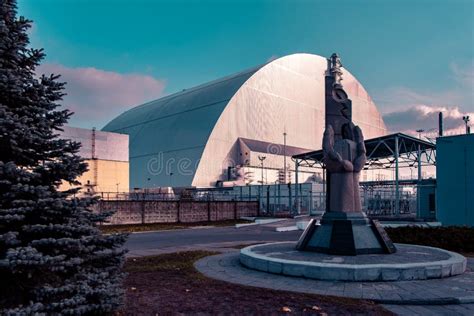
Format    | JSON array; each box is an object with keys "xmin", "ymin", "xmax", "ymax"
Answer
[
  {"xmin": 296, "ymin": 212, "xmax": 396, "ymax": 255},
  {"xmin": 239, "ymin": 242, "xmax": 466, "ymax": 281}
]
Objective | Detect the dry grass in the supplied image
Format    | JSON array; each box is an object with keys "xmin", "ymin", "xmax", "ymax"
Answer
[
  {"xmin": 119, "ymin": 251, "xmax": 394, "ymax": 315},
  {"xmin": 386, "ymin": 226, "xmax": 474, "ymax": 253}
]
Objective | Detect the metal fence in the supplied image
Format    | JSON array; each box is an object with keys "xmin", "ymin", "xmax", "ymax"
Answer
[
  {"xmin": 362, "ymin": 189, "xmax": 416, "ymax": 217},
  {"xmin": 247, "ymin": 183, "xmax": 424, "ymax": 218},
  {"xmin": 97, "ymin": 181, "xmax": 435, "ymax": 219}
]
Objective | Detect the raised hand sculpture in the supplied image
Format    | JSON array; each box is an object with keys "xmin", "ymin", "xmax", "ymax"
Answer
[
  {"xmin": 323, "ymin": 122, "xmax": 366, "ymax": 212},
  {"xmin": 296, "ymin": 52, "xmax": 395, "ymax": 255}
]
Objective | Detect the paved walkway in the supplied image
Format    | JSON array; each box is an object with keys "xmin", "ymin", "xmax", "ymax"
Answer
[
  {"xmin": 195, "ymin": 251, "xmax": 474, "ymax": 315},
  {"xmin": 383, "ymin": 303, "xmax": 474, "ymax": 315},
  {"xmin": 125, "ymin": 219, "xmax": 301, "ymax": 257}
]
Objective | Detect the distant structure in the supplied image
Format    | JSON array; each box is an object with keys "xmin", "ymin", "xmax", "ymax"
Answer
[
  {"xmin": 58, "ymin": 126, "xmax": 129, "ymax": 195},
  {"xmin": 103, "ymin": 53, "xmax": 387, "ymax": 189}
]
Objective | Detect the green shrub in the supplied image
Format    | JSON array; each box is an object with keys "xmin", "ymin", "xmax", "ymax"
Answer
[{"xmin": 386, "ymin": 226, "xmax": 474, "ymax": 253}]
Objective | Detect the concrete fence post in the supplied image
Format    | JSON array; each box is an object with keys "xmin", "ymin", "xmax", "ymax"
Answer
[
  {"xmin": 177, "ymin": 200, "xmax": 181, "ymax": 223},
  {"xmin": 207, "ymin": 200, "xmax": 211, "ymax": 221}
]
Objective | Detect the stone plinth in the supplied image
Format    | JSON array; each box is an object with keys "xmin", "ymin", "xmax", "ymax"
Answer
[
  {"xmin": 298, "ymin": 212, "xmax": 391, "ymax": 255},
  {"xmin": 240, "ymin": 242, "xmax": 466, "ymax": 281}
]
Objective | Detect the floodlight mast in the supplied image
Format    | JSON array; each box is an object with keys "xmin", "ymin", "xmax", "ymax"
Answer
[
  {"xmin": 416, "ymin": 129, "xmax": 424, "ymax": 139},
  {"xmin": 463, "ymin": 116, "xmax": 470, "ymax": 134}
]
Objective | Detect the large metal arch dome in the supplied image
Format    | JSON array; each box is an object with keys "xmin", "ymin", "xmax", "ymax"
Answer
[{"xmin": 103, "ymin": 53, "xmax": 387, "ymax": 188}]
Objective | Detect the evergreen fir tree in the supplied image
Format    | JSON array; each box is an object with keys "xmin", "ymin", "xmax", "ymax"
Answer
[{"xmin": 0, "ymin": 0, "xmax": 127, "ymax": 313}]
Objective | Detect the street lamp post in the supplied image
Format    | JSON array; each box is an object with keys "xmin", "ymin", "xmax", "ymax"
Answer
[
  {"xmin": 258, "ymin": 155, "xmax": 267, "ymax": 213},
  {"xmin": 258, "ymin": 155, "xmax": 266, "ymax": 185}
]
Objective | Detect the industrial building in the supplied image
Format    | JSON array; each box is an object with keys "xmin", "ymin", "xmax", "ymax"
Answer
[
  {"xmin": 436, "ymin": 133, "xmax": 474, "ymax": 226},
  {"xmin": 58, "ymin": 126, "xmax": 129, "ymax": 195},
  {"xmin": 102, "ymin": 53, "xmax": 387, "ymax": 189}
]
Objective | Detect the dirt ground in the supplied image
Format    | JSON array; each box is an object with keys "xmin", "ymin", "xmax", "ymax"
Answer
[{"xmin": 118, "ymin": 251, "xmax": 394, "ymax": 315}]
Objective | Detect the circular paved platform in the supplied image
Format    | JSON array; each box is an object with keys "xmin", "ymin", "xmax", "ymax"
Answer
[
  {"xmin": 240, "ymin": 242, "xmax": 466, "ymax": 281},
  {"xmin": 195, "ymin": 251, "xmax": 474, "ymax": 305}
]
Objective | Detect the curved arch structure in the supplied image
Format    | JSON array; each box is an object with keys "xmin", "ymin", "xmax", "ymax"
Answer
[{"xmin": 103, "ymin": 53, "xmax": 387, "ymax": 188}]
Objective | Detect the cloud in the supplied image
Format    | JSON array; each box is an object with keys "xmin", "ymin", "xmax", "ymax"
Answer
[
  {"xmin": 383, "ymin": 105, "xmax": 472, "ymax": 137},
  {"xmin": 36, "ymin": 64, "xmax": 166, "ymax": 128},
  {"xmin": 375, "ymin": 60, "xmax": 473, "ymax": 136}
]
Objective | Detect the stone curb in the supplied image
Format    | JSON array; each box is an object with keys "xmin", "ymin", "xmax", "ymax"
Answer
[
  {"xmin": 240, "ymin": 242, "xmax": 467, "ymax": 281},
  {"xmin": 372, "ymin": 296, "xmax": 474, "ymax": 305},
  {"xmin": 235, "ymin": 218, "xmax": 287, "ymax": 228},
  {"xmin": 194, "ymin": 252, "xmax": 474, "ymax": 306},
  {"xmin": 275, "ymin": 225, "xmax": 299, "ymax": 232}
]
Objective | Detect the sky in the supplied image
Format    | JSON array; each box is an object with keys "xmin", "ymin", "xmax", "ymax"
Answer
[{"xmin": 18, "ymin": 0, "xmax": 474, "ymax": 135}]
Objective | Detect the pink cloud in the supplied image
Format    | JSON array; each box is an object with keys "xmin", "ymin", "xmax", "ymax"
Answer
[
  {"xmin": 36, "ymin": 63, "xmax": 166, "ymax": 128},
  {"xmin": 375, "ymin": 60, "xmax": 473, "ymax": 137},
  {"xmin": 383, "ymin": 105, "xmax": 473, "ymax": 137}
]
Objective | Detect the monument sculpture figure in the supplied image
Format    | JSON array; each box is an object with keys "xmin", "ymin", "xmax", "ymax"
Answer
[
  {"xmin": 323, "ymin": 123, "xmax": 366, "ymax": 213},
  {"xmin": 296, "ymin": 53, "xmax": 396, "ymax": 255}
]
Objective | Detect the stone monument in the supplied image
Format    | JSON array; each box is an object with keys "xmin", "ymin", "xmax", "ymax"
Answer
[
  {"xmin": 235, "ymin": 53, "xmax": 466, "ymax": 282},
  {"xmin": 296, "ymin": 53, "xmax": 396, "ymax": 255}
]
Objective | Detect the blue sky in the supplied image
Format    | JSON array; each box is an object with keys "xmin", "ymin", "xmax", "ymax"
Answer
[{"xmin": 18, "ymin": 0, "xmax": 473, "ymax": 134}]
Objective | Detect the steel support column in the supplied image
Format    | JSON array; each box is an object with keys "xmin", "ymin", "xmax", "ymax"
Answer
[
  {"xmin": 322, "ymin": 166, "xmax": 326, "ymax": 212},
  {"xmin": 295, "ymin": 161, "xmax": 300, "ymax": 215},
  {"xmin": 395, "ymin": 136, "xmax": 400, "ymax": 216},
  {"xmin": 277, "ymin": 184, "xmax": 281, "ymax": 211},
  {"xmin": 417, "ymin": 144, "xmax": 422, "ymax": 218}
]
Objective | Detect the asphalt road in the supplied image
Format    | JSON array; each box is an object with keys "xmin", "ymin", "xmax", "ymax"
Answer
[{"xmin": 125, "ymin": 223, "xmax": 302, "ymax": 257}]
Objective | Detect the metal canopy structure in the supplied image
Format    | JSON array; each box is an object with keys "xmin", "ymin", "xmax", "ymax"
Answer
[
  {"xmin": 292, "ymin": 132, "xmax": 436, "ymax": 169},
  {"xmin": 292, "ymin": 133, "xmax": 437, "ymax": 216}
]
